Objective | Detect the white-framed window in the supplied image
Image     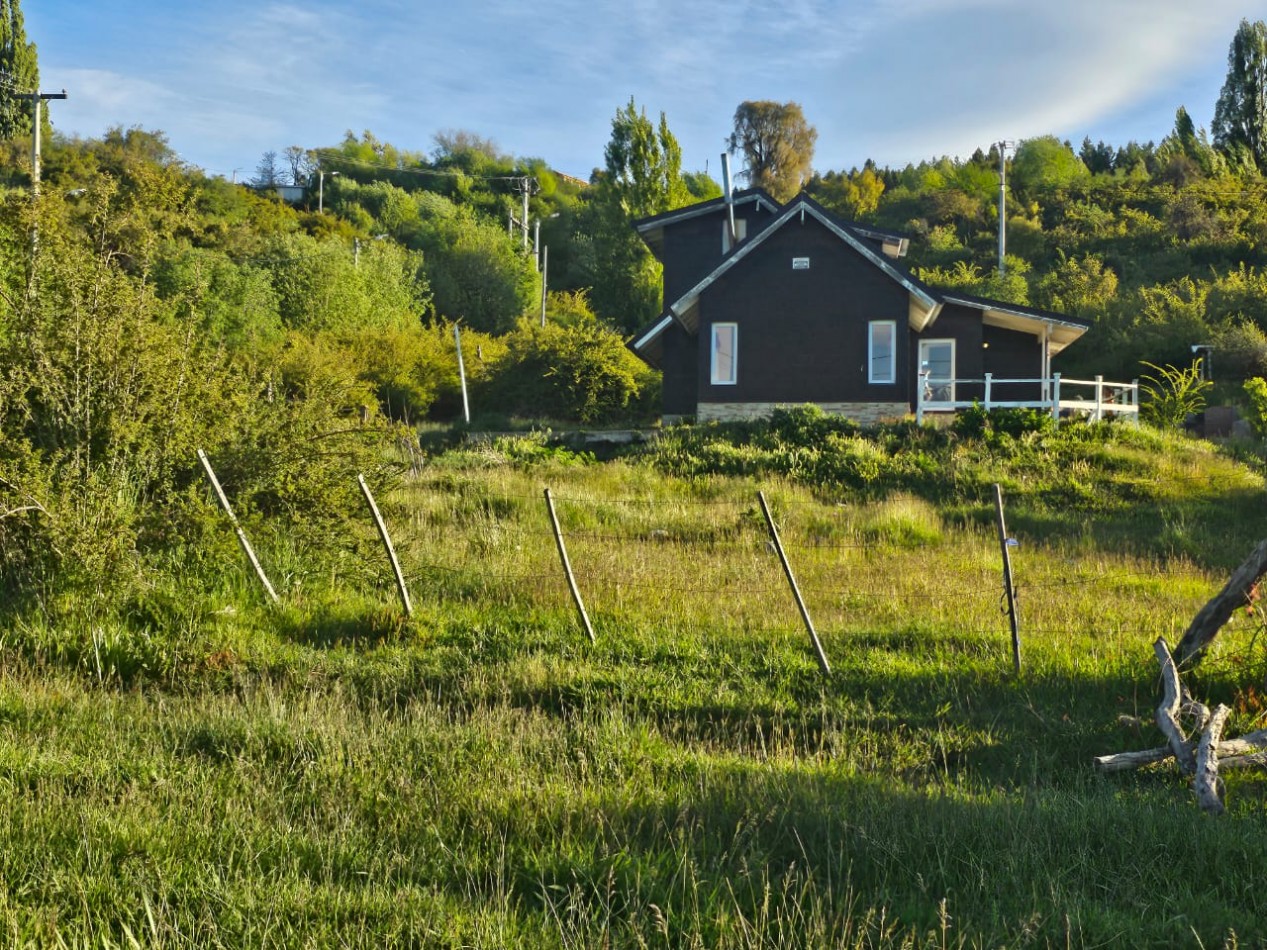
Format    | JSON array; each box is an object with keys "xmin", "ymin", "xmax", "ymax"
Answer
[
  {"xmin": 711, "ymin": 323, "xmax": 738, "ymax": 385},
  {"xmin": 918, "ymin": 338, "xmax": 956, "ymax": 402},
  {"xmin": 721, "ymin": 217, "xmax": 748, "ymax": 253},
  {"xmin": 868, "ymin": 321, "xmax": 896, "ymax": 384}
]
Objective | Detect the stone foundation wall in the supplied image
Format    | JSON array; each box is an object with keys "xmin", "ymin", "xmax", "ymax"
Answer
[{"xmin": 695, "ymin": 402, "xmax": 910, "ymax": 425}]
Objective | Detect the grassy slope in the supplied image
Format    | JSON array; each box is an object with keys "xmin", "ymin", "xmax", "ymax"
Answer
[{"xmin": 2, "ymin": 421, "xmax": 1267, "ymax": 947}]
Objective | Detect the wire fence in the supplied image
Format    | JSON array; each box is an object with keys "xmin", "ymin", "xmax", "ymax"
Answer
[{"xmin": 268, "ymin": 468, "xmax": 1267, "ymax": 679}]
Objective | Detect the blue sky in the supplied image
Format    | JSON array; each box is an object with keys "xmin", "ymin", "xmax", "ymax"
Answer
[{"xmin": 26, "ymin": 1, "xmax": 1262, "ymax": 181}]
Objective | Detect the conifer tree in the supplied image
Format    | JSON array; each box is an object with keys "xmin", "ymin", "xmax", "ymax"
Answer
[
  {"xmin": 1212, "ymin": 19, "xmax": 1267, "ymax": 171},
  {"xmin": 0, "ymin": 0, "xmax": 38, "ymax": 140}
]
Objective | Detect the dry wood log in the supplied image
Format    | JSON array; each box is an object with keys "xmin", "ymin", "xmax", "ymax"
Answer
[
  {"xmin": 1218, "ymin": 753, "xmax": 1267, "ymax": 769},
  {"xmin": 1194, "ymin": 704, "xmax": 1231, "ymax": 815},
  {"xmin": 1093, "ymin": 728, "xmax": 1267, "ymax": 773},
  {"xmin": 1175, "ymin": 538, "xmax": 1267, "ymax": 666},
  {"xmin": 1154, "ymin": 638, "xmax": 1196, "ymax": 774},
  {"xmin": 1093, "ymin": 747, "xmax": 1175, "ymax": 772}
]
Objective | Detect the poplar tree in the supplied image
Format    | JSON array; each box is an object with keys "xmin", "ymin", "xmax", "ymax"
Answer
[
  {"xmin": 0, "ymin": 0, "xmax": 38, "ymax": 140},
  {"xmin": 585, "ymin": 98, "xmax": 691, "ymax": 330},
  {"xmin": 1212, "ymin": 18, "xmax": 1267, "ymax": 171}
]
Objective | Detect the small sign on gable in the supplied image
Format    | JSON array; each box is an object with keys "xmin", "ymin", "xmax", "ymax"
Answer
[{"xmin": 792, "ymin": 257, "xmax": 810, "ymax": 270}]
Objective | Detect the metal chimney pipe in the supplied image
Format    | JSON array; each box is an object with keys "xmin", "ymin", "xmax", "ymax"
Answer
[{"xmin": 720, "ymin": 153, "xmax": 737, "ymax": 246}]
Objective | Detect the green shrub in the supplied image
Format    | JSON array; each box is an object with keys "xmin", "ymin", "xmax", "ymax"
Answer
[
  {"xmin": 1243, "ymin": 377, "xmax": 1267, "ymax": 439},
  {"xmin": 478, "ymin": 319, "xmax": 654, "ymax": 423},
  {"xmin": 0, "ymin": 187, "xmax": 401, "ymax": 611},
  {"xmin": 952, "ymin": 403, "xmax": 1054, "ymax": 440},
  {"xmin": 1139, "ymin": 359, "xmax": 1212, "ymax": 428}
]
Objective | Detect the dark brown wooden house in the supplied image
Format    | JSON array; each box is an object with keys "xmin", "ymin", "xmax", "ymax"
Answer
[{"xmin": 630, "ymin": 189, "xmax": 1090, "ymax": 423}]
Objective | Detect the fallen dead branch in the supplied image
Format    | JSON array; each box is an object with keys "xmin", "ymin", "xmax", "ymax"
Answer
[
  {"xmin": 1097, "ymin": 540, "xmax": 1267, "ymax": 812},
  {"xmin": 1094, "ymin": 637, "xmax": 1267, "ymax": 813}
]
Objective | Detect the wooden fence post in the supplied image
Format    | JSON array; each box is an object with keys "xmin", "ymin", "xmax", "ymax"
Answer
[
  {"xmin": 757, "ymin": 491, "xmax": 831, "ymax": 676},
  {"xmin": 992, "ymin": 483, "xmax": 1021, "ymax": 674},
  {"xmin": 357, "ymin": 474, "xmax": 413, "ymax": 617},
  {"xmin": 454, "ymin": 323, "xmax": 470, "ymax": 424},
  {"xmin": 543, "ymin": 487, "xmax": 596, "ymax": 643},
  {"xmin": 984, "ymin": 372, "xmax": 993, "ymax": 411},
  {"xmin": 197, "ymin": 448, "xmax": 279, "ymax": 604}
]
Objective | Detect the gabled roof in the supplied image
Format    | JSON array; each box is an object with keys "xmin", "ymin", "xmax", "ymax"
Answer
[
  {"xmin": 635, "ymin": 188, "xmax": 781, "ymax": 262},
  {"xmin": 659, "ymin": 193, "xmax": 941, "ymax": 339},
  {"xmin": 939, "ymin": 292, "xmax": 1090, "ymax": 354},
  {"xmin": 627, "ymin": 191, "xmax": 1090, "ymax": 362}
]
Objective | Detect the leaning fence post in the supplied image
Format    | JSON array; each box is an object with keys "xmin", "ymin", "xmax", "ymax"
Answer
[
  {"xmin": 454, "ymin": 323, "xmax": 470, "ymax": 424},
  {"xmin": 543, "ymin": 487, "xmax": 596, "ymax": 643},
  {"xmin": 992, "ymin": 483, "xmax": 1021, "ymax": 675},
  {"xmin": 757, "ymin": 491, "xmax": 831, "ymax": 676},
  {"xmin": 357, "ymin": 474, "xmax": 413, "ymax": 617},
  {"xmin": 197, "ymin": 448, "xmax": 279, "ymax": 604}
]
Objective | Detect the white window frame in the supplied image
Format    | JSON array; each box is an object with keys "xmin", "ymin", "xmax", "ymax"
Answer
[
  {"xmin": 868, "ymin": 320, "xmax": 896, "ymax": 384},
  {"xmin": 711, "ymin": 322, "xmax": 738, "ymax": 385},
  {"xmin": 919, "ymin": 338, "xmax": 957, "ymax": 402}
]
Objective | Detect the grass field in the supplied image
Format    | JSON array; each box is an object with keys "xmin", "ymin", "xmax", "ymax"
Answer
[{"xmin": 2, "ymin": 418, "xmax": 1266, "ymax": 947}]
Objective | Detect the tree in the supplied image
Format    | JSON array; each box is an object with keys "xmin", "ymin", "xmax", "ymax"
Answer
[
  {"xmin": 1157, "ymin": 106, "xmax": 1223, "ymax": 179},
  {"xmin": 1213, "ymin": 19, "xmax": 1267, "ymax": 171},
  {"xmin": 602, "ymin": 98, "xmax": 690, "ymax": 217},
  {"xmin": 283, "ymin": 145, "xmax": 311, "ymax": 186},
  {"xmin": 727, "ymin": 101, "xmax": 817, "ymax": 202},
  {"xmin": 0, "ymin": 0, "xmax": 38, "ymax": 140},
  {"xmin": 1079, "ymin": 137, "xmax": 1115, "ymax": 175},
  {"xmin": 252, "ymin": 150, "xmax": 281, "ymax": 188},
  {"xmin": 416, "ymin": 201, "xmax": 539, "ymax": 334},
  {"xmin": 1034, "ymin": 252, "xmax": 1118, "ymax": 316},
  {"xmin": 808, "ymin": 167, "xmax": 885, "ymax": 220},
  {"xmin": 582, "ymin": 98, "xmax": 691, "ymax": 330},
  {"xmin": 1009, "ymin": 136, "xmax": 1089, "ymax": 201}
]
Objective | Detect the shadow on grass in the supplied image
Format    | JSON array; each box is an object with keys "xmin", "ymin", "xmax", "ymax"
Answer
[
  {"xmin": 499, "ymin": 763, "xmax": 1267, "ymax": 948},
  {"xmin": 274, "ymin": 602, "xmax": 413, "ymax": 649},
  {"xmin": 979, "ymin": 483, "xmax": 1267, "ymax": 573}
]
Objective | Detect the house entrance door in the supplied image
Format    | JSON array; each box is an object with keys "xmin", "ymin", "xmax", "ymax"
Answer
[{"xmin": 918, "ymin": 339, "xmax": 956, "ymax": 402}]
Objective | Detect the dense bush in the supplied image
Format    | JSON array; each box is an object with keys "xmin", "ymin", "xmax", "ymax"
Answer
[
  {"xmin": 0, "ymin": 180, "xmax": 401, "ymax": 611},
  {"xmin": 477, "ymin": 318, "xmax": 657, "ymax": 423}
]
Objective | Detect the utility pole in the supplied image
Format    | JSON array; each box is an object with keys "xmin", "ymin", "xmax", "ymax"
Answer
[
  {"xmin": 512, "ymin": 176, "xmax": 537, "ymax": 250},
  {"xmin": 19, "ymin": 90, "xmax": 68, "ymax": 200},
  {"xmin": 539, "ymin": 245, "xmax": 548, "ymax": 327},
  {"xmin": 995, "ymin": 140, "xmax": 1014, "ymax": 276},
  {"xmin": 318, "ymin": 169, "xmax": 338, "ymax": 214},
  {"xmin": 18, "ymin": 89, "xmax": 68, "ymax": 291}
]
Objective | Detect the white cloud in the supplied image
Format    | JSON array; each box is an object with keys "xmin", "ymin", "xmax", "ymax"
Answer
[{"xmin": 33, "ymin": 0, "xmax": 1262, "ymax": 177}]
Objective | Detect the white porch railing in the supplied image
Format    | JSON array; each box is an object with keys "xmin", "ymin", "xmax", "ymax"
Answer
[{"xmin": 915, "ymin": 372, "xmax": 1140, "ymax": 425}]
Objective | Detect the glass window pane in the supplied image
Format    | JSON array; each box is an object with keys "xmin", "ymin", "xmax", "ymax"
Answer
[
  {"xmin": 870, "ymin": 322, "xmax": 894, "ymax": 383},
  {"xmin": 712, "ymin": 324, "xmax": 736, "ymax": 384}
]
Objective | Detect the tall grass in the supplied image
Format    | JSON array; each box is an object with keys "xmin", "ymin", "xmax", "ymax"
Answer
[{"xmin": 0, "ymin": 421, "xmax": 1265, "ymax": 946}]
